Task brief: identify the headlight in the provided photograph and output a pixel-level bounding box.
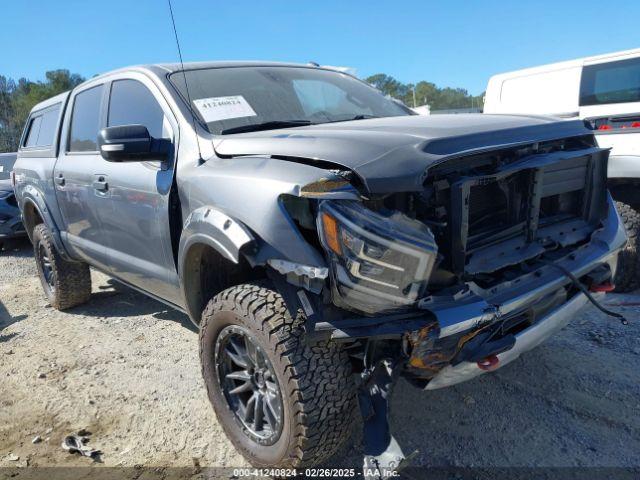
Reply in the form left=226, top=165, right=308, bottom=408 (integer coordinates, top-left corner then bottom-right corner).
left=317, top=200, right=438, bottom=315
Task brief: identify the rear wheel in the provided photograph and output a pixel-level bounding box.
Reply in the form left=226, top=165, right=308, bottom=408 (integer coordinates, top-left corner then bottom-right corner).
left=33, top=224, right=92, bottom=310
left=614, top=201, right=640, bottom=292
left=199, top=282, right=356, bottom=468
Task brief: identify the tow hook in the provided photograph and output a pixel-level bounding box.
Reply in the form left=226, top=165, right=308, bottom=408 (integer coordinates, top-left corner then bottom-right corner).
left=477, top=354, right=500, bottom=371
left=589, top=282, right=615, bottom=293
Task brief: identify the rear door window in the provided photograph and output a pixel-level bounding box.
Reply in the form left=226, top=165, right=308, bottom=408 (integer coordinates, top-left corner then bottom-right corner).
left=68, top=85, right=104, bottom=152
left=580, top=57, right=640, bottom=106
left=107, top=79, right=166, bottom=138
left=22, top=104, right=61, bottom=148
left=38, top=107, right=61, bottom=146
left=24, top=115, right=43, bottom=148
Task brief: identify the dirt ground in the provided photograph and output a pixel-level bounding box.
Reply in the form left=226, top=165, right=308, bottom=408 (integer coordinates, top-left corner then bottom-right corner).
left=1, top=238, right=639, bottom=474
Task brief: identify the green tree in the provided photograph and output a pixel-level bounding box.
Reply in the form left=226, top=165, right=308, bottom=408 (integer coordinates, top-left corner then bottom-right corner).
left=365, top=73, right=484, bottom=111
left=0, top=69, right=85, bottom=152
left=365, top=73, right=411, bottom=101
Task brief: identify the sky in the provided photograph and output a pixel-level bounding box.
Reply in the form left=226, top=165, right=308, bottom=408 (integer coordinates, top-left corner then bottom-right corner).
left=1, top=0, right=638, bottom=95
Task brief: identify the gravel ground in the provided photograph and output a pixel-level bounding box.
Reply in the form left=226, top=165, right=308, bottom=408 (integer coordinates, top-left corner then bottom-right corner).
left=1, top=239, right=639, bottom=473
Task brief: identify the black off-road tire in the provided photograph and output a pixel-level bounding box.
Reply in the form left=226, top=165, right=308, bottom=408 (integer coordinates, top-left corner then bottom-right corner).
left=32, top=224, right=92, bottom=310
left=613, top=201, right=640, bottom=292
left=199, top=282, right=356, bottom=468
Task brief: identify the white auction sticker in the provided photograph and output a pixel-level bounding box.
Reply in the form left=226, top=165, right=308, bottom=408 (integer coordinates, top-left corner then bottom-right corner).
left=0, top=166, right=4, bottom=173
left=193, top=95, right=257, bottom=123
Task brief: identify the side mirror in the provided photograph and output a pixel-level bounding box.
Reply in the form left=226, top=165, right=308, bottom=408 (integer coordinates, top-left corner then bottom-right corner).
left=98, top=124, right=157, bottom=162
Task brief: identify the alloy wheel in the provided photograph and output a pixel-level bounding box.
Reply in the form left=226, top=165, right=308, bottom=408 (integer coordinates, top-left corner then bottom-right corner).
left=215, top=325, right=284, bottom=445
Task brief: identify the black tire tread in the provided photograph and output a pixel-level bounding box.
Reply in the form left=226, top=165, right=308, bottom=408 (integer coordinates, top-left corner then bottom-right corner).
left=33, top=224, right=91, bottom=310
left=199, top=282, right=356, bottom=468
left=614, top=201, right=640, bottom=292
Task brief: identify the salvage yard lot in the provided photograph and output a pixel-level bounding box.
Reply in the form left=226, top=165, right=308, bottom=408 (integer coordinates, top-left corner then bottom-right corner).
left=1, top=239, right=639, bottom=470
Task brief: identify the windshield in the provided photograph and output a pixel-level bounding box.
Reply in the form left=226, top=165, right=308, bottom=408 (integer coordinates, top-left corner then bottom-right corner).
left=169, top=66, right=411, bottom=135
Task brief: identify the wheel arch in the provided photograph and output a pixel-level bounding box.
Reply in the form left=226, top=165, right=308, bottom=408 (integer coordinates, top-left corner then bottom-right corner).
left=21, top=198, right=44, bottom=242
left=178, top=206, right=264, bottom=323
left=19, top=188, right=72, bottom=260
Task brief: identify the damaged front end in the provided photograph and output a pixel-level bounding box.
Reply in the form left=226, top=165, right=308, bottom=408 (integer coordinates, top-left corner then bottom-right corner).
left=281, top=134, right=626, bottom=389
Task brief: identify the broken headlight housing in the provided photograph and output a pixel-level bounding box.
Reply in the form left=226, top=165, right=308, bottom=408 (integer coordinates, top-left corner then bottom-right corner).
left=317, top=200, right=437, bottom=315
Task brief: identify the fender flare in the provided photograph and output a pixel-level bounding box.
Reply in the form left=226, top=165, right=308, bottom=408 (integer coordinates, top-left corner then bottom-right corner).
left=20, top=185, right=73, bottom=260
left=177, top=206, right=255, bottom=322
left=178, top=206, right=254, bottom=268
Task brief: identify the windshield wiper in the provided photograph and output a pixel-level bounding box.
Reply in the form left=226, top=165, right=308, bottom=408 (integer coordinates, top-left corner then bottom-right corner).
left=220, top=120, right=313, bottom=135
left=321, top=114, right=380, bottom=124
left=350, top=114, right=379, bottom=120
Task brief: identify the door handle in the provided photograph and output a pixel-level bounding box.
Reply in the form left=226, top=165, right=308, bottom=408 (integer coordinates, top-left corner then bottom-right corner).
left=93, top=176, right=108, bottom=192
left=54, top=174, right=65, bottom=186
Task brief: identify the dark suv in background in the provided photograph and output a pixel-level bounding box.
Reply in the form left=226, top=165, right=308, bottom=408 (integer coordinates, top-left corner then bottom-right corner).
left=0, top=152, right=25, bottom=251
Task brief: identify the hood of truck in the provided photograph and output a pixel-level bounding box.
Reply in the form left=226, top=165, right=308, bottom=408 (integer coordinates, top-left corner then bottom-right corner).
left=213, top=114, right=592, bottom=193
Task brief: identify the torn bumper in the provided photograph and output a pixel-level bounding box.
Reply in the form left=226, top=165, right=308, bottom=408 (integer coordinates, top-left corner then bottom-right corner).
left=413, top=194, right=626, bottom=388
left=424, top=290, right=602, bottom=389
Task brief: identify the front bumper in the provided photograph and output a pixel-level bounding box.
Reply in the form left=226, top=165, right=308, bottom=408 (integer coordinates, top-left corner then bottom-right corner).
left=425, top=290, right=602, bottom=389
left=312, top=195, right=625, bottom=388
left=420, top=195, right=626, bottom=388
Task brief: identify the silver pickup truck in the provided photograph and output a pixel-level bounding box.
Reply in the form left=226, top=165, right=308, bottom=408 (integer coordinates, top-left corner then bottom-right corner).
left=13, top=62, right=626, bottom=471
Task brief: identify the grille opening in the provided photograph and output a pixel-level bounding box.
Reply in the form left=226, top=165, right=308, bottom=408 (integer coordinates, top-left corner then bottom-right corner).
left=467, top=170, right=530, bottom=248
left=468, top=181, right=509, bottom=235
left=539, top=191, right=583, bottom=226
left=380, top=139, right=607, bottom=288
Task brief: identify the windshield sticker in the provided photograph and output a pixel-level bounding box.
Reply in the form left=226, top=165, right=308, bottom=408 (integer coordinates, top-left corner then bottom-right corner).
left=193, top=96, right=257, bottom=123
left=0, top=166, right=3, bottom=173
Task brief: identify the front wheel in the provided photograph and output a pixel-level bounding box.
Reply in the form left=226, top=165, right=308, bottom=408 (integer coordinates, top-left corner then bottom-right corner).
left=33, top=224, right=92, bottom=310
left=199, top=282, right=356, bottom=468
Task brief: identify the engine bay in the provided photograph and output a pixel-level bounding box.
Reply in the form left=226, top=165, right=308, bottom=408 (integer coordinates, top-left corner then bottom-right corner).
left=371, top=135, right=609, bottom=293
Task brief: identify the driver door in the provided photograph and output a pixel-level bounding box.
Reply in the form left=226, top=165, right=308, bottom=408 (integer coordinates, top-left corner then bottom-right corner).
left=97, top=75, right=181, bottom=304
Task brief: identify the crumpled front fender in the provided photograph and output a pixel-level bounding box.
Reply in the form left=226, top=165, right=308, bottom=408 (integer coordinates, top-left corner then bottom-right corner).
left=178, top=206, right=253, bottom=266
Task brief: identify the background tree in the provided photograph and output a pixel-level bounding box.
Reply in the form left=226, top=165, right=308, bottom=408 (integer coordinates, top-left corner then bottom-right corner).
left=0, top=70, right=84, bottom=152
left=365, top=73, right=484, bottom=110
left=366, top=73, right=411, bottom=101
